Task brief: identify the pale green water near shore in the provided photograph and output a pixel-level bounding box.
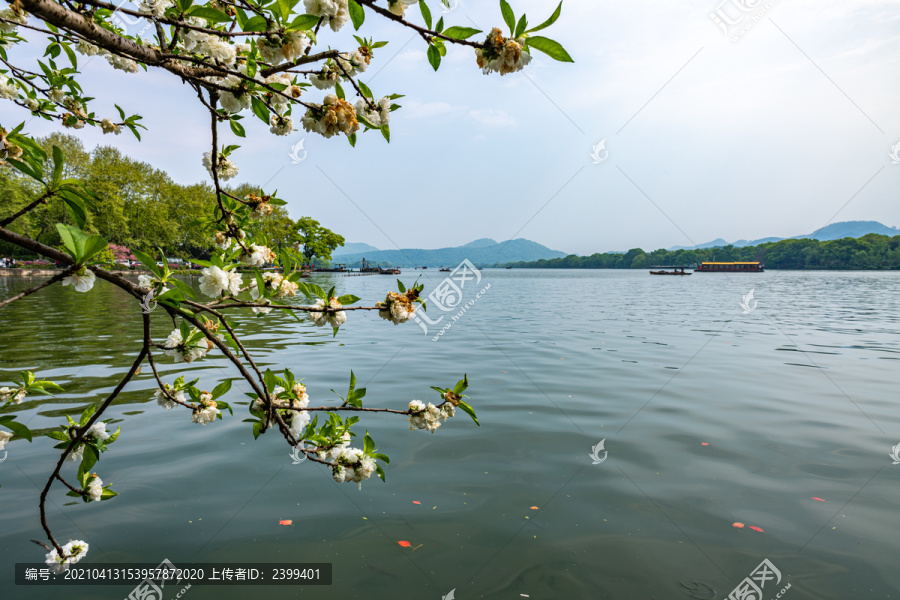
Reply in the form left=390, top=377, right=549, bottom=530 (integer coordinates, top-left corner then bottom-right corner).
left=1, top=269, right=899, bottom=599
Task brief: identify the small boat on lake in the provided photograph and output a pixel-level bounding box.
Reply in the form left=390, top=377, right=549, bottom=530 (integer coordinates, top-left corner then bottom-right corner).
left=649, top=266, right=691, bottom=275
left=439, top=268, right=451, bottom=272
left=694, top=261, right=764, bottom=273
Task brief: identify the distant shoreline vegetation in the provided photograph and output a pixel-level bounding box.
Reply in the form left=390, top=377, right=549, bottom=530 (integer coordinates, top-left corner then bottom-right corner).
left=507, top=234, right=900, bottom=270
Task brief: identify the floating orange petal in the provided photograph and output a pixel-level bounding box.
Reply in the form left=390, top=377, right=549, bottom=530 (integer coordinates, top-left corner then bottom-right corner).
left=530, top=506, right=539, bottom=510
left=412, top=501, right=421, bottom=504
left=749, top=526, right=764, bottom=533
left=733, top=522, right=745, bottom=528
left=701, top=443, right=709, bottom=446
left=397, top=541, right=411, bottom=548
left=278, top=520, right=292, bottom=526
left=812, top=497, right=825, bottom=502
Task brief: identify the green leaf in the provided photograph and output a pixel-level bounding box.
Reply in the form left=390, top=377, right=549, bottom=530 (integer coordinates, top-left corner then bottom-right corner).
left=6, top=157, right=44, bottom=182
left=453, top=374, right=468, bottom=395
left=514, top=13, right=528, bottom=39
left=229, top=119, right=246, bottom=137
left=58, top=190, right=88, bottom=229
left=364, top=431, right=374, bottom=454
left=419, top=0, right=432, bottom=30
left=371, top=452, right=389, bottom=463
left=289, top=14, right=321, bottom=30
left=169, top=278, right=198, bottom=300
left=337, top=294, right=360, bottom=305
left=458, top=400, right=479, bottom=426
left=251, top=96, right=270, bottom=124
left=243, top=15, right=269, bottom=31
left=499, top=0, right=516, bottom=35
left=100, top=488, right=118, bottom=500
left=381, top=124, right=390, bottom=143
left=335, top=81, right=345, bottom=100
left=2, top=420, right=32, bottom=442
left=396, top=279, right=406, bottom=293
left=45, top=430, right=69, bottom=442
left=51, top=145, right=64, bottom=187
left=442, top=26, right=481, bottom=40
left=79, top=444, right=99, bottom=474
left=427, top=44, right=441, bottom=71
left=55, top=224, right=108, bottom=265
left=211, top=379, right=233, bottom=399
left=252, top=420, right=263, bottom=439
left=525, top=36, right=573, bottom=62
left=348, top=0, right=365, bottom=30
left=375, top=463, right=386, bottom=482
left=525, top=1, right=562, bottom=34
left=186, top=6, right=232, bottom=22
left=358, top=80, right=373, bottom=99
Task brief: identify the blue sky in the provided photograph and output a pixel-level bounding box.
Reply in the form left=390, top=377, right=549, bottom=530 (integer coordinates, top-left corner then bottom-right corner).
left=4, top=0, right=900, bottom=254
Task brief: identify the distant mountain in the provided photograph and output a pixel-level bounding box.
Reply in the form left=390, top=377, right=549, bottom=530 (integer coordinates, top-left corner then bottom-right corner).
left=332, top=242, right=380, bottom=256
left=668, top=220, right=898, bottom=250
left=333, top=239, right=566, bottom=268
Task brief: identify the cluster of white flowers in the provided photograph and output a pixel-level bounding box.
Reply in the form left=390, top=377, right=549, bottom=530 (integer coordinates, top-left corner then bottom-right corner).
left=192, top=392, right=221, bottom=425
left=66, top=443, right=84, bottom=463
left=62, top=267, right=96, bottom=293
left=303, top=0, right=350, bottom=32
left=348, top=48, right=372, bottom=74
left=202, top=151, right=239, bottom=181
left=0, top=386, right=25, bottom=404
left=87, top=474, right=104, bottom=502
left=198, top=265, right=243, bottom=298
left=153, top=384, right=186, bottom=410
left=137, top=0, right=174, bottom=17
left=163, top=329, right=212, bottom=363
left=106, top=53, right=140, bottom=74
left=76, top=40, right=99, bottom=56
left=270, top=113, right=293, bottom=136
left=100, top=118, right=121, bottom=135
left=387, top=0, right=418, bottom=17
left=252, top=384, right=310, bottom=436
left=475, top=29, right=532, bottom=76
left=137, top=273, right=169, bottom=293
left=265, top=72, right=301, bottom=111
left=0, top=430, right=13, bottom=450
left=0, top=75, right=18, bottom=101
left=355, top=97, right=391, bottom=128
left=251, top=272, right=298, bottom=302
left=376, top=291, right=416, bottom=325
left=45, top=540, right=89, bottom=573
left=87, top=421, right=111, bottom=442
left=301, top=95, right=359, bottom=139
left=241, top=244, right=276, bottom=268
left=309, top=63, right=341, bottom=90
left=309, top=297, right=346, bottom=328
left=408, top=399, right=455, bottom=433
left=330, top=445, right=377, bottom=488
left=0, top=8, right=26, bottom=33
left=259, top=32, right=310, bottom=65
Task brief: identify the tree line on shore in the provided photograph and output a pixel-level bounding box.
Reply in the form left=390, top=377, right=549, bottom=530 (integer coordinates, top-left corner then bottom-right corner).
left=0, top=133, right=343, bottom=264
left=511, top=235, right=900, bottom=270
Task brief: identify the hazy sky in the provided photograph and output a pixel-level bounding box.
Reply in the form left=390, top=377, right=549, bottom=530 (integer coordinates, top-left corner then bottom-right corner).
left=4, top=0, right=900, bottom=254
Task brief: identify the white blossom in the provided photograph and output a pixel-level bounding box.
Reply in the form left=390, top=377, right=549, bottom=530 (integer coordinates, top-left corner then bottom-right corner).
left=48, top=88, right=64, bottom=103
left=87, top=422, right=110, bottom=441
left=45, top=540, right=89, bottom=573
left=0, top=8, right=26, bottom=33
left=100, top=118, right=121, bottom=135
left=199, top=265, right=242, bottom=297
left=154, top=386, right=185, bottom=410
left=201, top=36, right=236, bottom=66
left=202, top=151, right=239, bottom=180
left=269, top=114, right=293, bottom=136
left=0, top=386, right=25, bottom=404
left=0, top=430, right=12, bottom=450
left=191, top=400, right=220, bottom=425
left=106, top=53, right=139, bottom=73
left=87, top=475, right=104, bottom=501
left=355, top=97, right=391, bottom=127
left=137, top=0, right=173, bottom=17
left=66, top=444, right=84, bottom=463
left=0, top=75, right=18, bottom=100
left=75, top=40, right=100, bottom=56
left=303, top=0, right=349, bottom=32
left=387, top=0, right=417, bottom=17
left=62, top=267, right=96, bottom=293
left=241, top=244, right=274, bottom=267
left=475, top=29, right=532, bottom=76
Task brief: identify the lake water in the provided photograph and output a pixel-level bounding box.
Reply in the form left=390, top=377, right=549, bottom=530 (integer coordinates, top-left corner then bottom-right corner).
left=1, top=269, right=899, bottom=599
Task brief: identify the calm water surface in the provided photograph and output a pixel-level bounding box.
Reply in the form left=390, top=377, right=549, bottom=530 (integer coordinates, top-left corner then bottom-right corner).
left=1, top=269, right=899, bottom=599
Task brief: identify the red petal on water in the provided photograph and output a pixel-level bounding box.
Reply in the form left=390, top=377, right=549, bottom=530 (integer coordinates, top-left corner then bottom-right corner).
left=749, top=526, right=764, bottom=533
left=733, top=522, right=745, bottom=528
left=412, top=501, right=421, bottom=504
left=278, top=520, right=292, bottom=526
left=530, top=506, right=539, bottom=510
left=812, top=497, right=825, bottom=502
left=397, top=541, right=411, bottom=548
left=701, top=443, right=709, bottom=446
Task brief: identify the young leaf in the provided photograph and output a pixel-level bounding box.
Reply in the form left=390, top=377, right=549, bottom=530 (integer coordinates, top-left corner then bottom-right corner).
left=525, top=36, right=573, bottom=62
left=457, top=400, right=479, bottom=426
left=229, top=119, right=246, bottom=137
left=419, top=0, right=432, bottom=30
left=427, top=44, right=441, bottom=71
left=2, top=420, right=32, bottom=442
left=525, top=1, right=562, bottom=34
left=441, top=26, right=481, bottom=40
left=499, top=0, right=516, bottom=35
left=348, top=0, right=365, bottom=29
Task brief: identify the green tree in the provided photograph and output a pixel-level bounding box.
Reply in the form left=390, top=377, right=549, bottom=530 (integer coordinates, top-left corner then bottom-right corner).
left=294, top=217, right=345, bottom=265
